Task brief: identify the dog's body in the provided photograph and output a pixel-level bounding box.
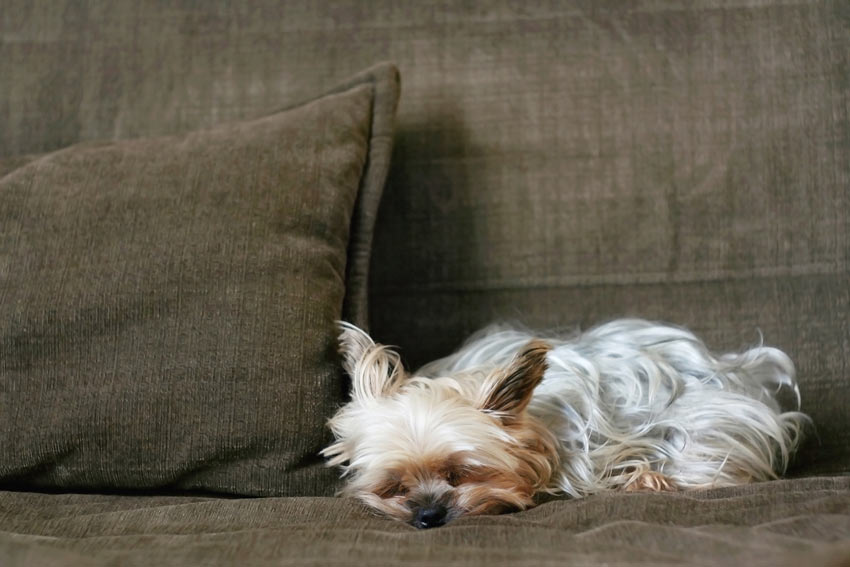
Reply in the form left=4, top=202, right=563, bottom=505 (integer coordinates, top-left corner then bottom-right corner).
left=323, top=319, right=809, bottom=528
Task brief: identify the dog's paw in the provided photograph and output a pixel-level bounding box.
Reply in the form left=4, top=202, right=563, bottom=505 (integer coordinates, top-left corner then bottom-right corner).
left=623, top=471, right=677, bottom=493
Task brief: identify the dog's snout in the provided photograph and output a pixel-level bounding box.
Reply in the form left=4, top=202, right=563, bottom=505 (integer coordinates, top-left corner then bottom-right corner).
left=412, top=505, right=448, bottom=529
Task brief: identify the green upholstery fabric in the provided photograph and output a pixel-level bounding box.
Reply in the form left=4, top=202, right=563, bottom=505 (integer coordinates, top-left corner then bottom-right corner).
left=1, top=0, right=844, bottom=475
left=0, top=1, right=847, bottom=565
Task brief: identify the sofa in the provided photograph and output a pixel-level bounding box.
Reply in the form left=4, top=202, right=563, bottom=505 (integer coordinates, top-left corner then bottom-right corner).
left=1, top=2, right=848, bottom=565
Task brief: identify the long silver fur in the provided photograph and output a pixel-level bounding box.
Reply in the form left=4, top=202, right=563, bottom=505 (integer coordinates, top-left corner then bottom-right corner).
left=418, top=319, right=809, bottom=497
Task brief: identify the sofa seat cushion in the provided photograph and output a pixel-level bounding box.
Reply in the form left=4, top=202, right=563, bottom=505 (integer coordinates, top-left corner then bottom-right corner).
left=0, top=476, right=848, bottom=566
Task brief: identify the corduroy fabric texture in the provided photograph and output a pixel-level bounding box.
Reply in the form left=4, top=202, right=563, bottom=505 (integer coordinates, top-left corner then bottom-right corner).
left=1, top=1, right=845, bottom=476
left=0, top=62, right=400, bottom=496
left=363, top=2, right=850, bottom=476
left=0, top=478, right=849, bottom=566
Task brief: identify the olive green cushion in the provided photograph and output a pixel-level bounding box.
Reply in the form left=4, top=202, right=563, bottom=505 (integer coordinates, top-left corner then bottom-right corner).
left=0, top=63, right=399, bottom=496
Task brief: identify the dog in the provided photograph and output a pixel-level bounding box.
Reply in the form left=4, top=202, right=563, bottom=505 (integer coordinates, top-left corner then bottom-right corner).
left=322, top=319, right=809, bottom=529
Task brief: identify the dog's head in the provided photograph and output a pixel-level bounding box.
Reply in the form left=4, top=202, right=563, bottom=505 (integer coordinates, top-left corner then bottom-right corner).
left=321, top=323, right=558, bottom=528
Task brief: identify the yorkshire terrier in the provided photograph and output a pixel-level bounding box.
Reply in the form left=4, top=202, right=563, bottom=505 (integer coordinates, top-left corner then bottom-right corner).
left=322, top=319, right=809, bottom=529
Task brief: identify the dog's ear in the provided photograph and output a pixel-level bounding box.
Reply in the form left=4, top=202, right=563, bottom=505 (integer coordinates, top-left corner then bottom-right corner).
left=338, top=322, right=405, bottom=401
left=477, top=340, right=550, bottom=419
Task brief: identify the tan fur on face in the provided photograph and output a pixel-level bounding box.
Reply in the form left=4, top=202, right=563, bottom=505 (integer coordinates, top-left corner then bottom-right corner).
left=454, top=419, right=560, bottom=516
left=344, top=424, right=559, bottom=523
left=322, top=325, right=560, bottom=525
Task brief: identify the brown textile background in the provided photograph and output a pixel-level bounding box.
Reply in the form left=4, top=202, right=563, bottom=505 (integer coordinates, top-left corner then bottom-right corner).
left=0, top=477, right=848, bottom=566
left=0, top=2, right=846, bottom=475
left=366, top=2, right=849, bottom=476
left=0, top=63, right=399, bottom=496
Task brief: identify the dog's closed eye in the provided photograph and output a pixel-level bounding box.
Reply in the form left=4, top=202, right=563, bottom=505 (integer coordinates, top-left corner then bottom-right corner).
left=375, top=477, right=408, bottom=498
left=446, top=467, right=465, bottom=487
left=445, top=464, right=496, bottom=487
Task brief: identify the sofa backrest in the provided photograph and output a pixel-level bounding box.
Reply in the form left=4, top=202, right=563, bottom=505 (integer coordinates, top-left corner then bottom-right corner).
left=1, top=1, right=846, bottom=474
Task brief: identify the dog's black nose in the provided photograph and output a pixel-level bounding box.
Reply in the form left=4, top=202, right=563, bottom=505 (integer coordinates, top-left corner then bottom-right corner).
left=413, top=505, right=448, bottom=529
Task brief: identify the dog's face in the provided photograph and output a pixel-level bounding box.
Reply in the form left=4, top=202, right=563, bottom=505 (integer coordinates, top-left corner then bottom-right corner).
left=322, top=324, right=559, bottom=529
